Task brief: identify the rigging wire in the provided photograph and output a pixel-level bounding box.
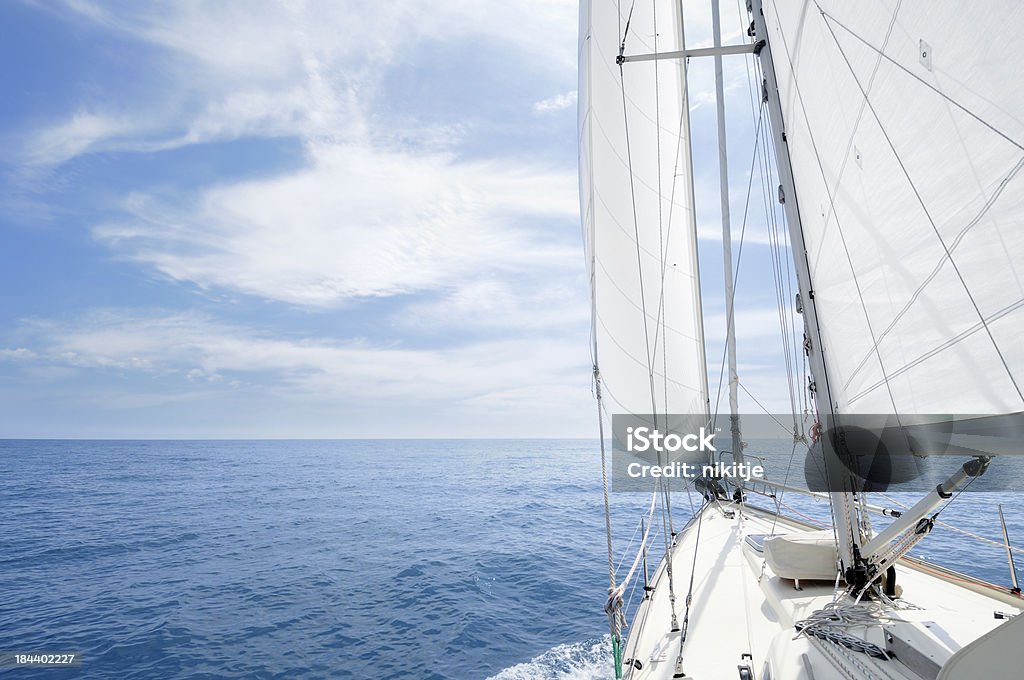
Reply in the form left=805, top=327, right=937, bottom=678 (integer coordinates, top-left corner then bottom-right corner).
left=752, top=80, right=804, bottom=438
left=730, top=2, right=812, bottom=529
left=878, top=492, right=1024, bottom=556
left=709, top=111, right=764, bottom=429
left=650, top=0, right=683, bottom=636
left=677, top=498, right=707, bottom=645
left=817, top=6, right=1024, bottom=155
left=759, top=0, right=885, bottom=560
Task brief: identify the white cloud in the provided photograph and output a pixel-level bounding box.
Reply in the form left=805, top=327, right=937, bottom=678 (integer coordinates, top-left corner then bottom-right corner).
left=17, top=1, right=585, bottom=310
left=3, top=310, right=593, bottom=432
left=23, top=0, right=579, bottom=165
left=0, top=348, right=37, bottom=362
left=397, top=277, right=589, bottom=333
left=23, top=112, right=138, bottom=167
left=533, top=91, right=577, bottom=114
left=0, top=0, right=817, bottom=437
left=93, top=143, right=578, bottom=306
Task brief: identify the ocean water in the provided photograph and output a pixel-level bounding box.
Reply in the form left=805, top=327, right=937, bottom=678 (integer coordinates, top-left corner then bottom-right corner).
left=1, top=440, right=1021, bottom=679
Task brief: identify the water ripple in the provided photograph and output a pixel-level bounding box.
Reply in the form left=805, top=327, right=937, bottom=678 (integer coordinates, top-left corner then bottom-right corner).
left=0, top=439, right=1015, bottom=679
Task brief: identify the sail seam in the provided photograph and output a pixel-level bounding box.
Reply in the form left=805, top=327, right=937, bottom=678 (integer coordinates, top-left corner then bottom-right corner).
left=819, top=8, right=1024, bottom=155
left=594, top=312, right=703, bottom=393
left=616, top=50, right=662, bottom=421
left=592, top=189, right=692, bottom=268
left=766, top=0, right=905, bottom=419
left=839, top=154, right=1024, bottom=394
left=595, top=260, right=699, bottom=339
left=806, top=0, right=902, bottom=283
left=818, top=9, right=1024, bottom=405
left=590, top=111, right=690, bottom=208
left=846, top=296, right=1024, bottom=406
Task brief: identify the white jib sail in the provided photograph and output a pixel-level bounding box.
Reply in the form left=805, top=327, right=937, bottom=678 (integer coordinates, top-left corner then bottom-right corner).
left=762, top=0, right=1024, bottom=417
left=579, top=0, right=709, bottom=426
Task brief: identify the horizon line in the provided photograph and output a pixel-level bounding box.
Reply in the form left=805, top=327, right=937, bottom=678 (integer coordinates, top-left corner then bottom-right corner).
left=0, top=436, right=603, bottom=441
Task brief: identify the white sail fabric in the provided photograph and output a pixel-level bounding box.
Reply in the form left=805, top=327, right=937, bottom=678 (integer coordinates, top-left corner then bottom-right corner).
left=762, top=0, right=1024, bottom=416
left=579, top=0, right=709, bottom=422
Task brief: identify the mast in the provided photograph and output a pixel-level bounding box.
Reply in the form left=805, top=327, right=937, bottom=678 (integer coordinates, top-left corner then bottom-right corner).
left=675, top=1, right=712, bottom=429
left=747, top=0, right=861, bottom=573
left=711, top=0, right=744, bottom=470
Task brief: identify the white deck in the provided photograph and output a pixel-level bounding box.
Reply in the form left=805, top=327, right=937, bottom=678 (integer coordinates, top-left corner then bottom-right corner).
left=621, top=502, right=1023, bottom=679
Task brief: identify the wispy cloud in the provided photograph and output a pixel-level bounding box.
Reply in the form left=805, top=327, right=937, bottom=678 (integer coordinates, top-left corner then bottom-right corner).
left=19, top=1, right=583, bottom=310
left=23, top=0, right=578, bottom=166
left=533, top=91, right=577, bottom=114
left=1, top=310, right=593, bottom=434
left=2, top=0, right=800, bottom=436
left=93, top=144, right=578, bottom=306
left=0, top=348, right=37, bottom=362
left=396, top=277, right=590, bottom=334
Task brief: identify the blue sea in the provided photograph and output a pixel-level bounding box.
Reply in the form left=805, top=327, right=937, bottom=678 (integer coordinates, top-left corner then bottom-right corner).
left=1, top=440, right=1020, bottom=679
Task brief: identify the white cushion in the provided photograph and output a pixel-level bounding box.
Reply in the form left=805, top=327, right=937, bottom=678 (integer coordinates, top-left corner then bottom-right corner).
left=763, top=530, right=839, bottom=581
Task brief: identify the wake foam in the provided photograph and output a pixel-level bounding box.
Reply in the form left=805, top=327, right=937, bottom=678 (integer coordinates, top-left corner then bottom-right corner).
left=486, top=637, right=614, bottom=680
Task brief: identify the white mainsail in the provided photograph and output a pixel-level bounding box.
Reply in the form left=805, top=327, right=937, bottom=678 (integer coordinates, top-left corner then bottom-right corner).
left=579, top=0, right=709, bottom=423
left=762, top=0, right=1024, bottom=416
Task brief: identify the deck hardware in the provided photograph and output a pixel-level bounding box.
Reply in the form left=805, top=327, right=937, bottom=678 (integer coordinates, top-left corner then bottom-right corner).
left=737, top=653, right=755, bottom=679
left=998, top=505, right=1021, bottom=594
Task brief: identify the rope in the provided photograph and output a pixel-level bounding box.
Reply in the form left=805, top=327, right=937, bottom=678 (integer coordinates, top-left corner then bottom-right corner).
left=854, top=518, right=933, bottom=602
left=594, top=370, right=617, bottom=594
left=648, top=4, right=683, bottom=636
left=796, top=601, right=906, bottom=680
left=766, top=437, right=808, bottom=538
left=618, top=0, right=637, bottom=57
left=593, top=368, right=622, bottom=679
left=623, top=519, right=660, bottom=617
left=737, top=381, right=793, bottom=435
left=760, top=93, right=802, bottom=428
left=607, top=491, right=659, bottom=606
left=614, top=513, right=647, bottom=576
left=617, top=65, right=660, bottom=425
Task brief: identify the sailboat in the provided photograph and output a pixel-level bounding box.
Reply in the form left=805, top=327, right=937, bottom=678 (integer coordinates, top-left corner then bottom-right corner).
left=579, top=0, right=1024, bottom=678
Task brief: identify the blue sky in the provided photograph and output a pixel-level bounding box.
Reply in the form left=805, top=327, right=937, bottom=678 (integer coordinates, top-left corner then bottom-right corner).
left=0, top=1, right=796, bottom=438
